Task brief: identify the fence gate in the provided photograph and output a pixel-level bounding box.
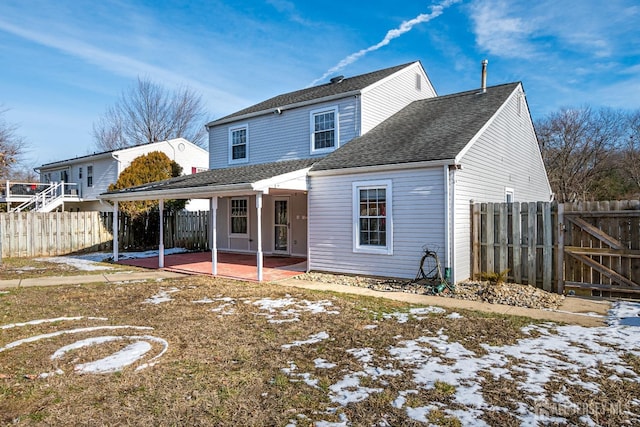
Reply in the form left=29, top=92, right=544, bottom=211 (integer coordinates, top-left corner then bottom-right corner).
left=559, top=201, right=640, bottom=296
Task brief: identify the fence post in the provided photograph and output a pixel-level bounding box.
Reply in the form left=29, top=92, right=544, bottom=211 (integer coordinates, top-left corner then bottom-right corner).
left=527, top=202, right=537, bottom=286
left=485, top=203, right=494, bottom=274
left=512, top=202, right=522, bottom=283
left=556, top=203, right=565, bottom=294
left=498, top=202, right=508, bottom=273
left=542, top=202, right=553, bottom=292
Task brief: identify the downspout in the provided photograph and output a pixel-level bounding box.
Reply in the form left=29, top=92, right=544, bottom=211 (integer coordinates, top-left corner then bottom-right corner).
left=450, top=166, right=457, bottom=284
left=443, top=165, right=451, bottom=280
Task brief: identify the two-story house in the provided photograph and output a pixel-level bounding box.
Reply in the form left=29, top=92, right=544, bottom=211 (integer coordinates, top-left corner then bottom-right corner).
left=24, top=138, right=208, bottom=212
left=102, top=61, right=551, bottom=283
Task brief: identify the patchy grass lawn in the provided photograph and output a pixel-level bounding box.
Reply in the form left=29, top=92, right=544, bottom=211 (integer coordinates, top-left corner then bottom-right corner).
left=1, top=276, right=639, bottom=426
left=0, top=256, right=146, bottom=280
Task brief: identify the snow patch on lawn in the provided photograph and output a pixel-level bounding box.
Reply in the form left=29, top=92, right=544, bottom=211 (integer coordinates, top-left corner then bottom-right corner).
left=282, top=300, right=640, bottom=426
left=143, top=287, right=179, bottom=304
left=0, top=318, right=168, bottom=375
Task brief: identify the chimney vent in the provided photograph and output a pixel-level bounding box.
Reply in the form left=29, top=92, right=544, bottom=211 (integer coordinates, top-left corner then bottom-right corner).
left=481, top=59, right=488, bottom=93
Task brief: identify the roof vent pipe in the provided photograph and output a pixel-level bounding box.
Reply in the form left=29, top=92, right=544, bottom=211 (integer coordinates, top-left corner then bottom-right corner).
left=481, top=59, right=488, bottom=93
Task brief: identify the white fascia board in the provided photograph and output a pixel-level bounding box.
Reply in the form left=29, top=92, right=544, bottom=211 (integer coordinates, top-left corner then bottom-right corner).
left=454, top=84, right=522, bottom=163
left=252, top=167, right=312, bottom=192
left=39, top=152, right=112, bottom=169
left=98, top=183, right=255, bottom=202
left=308, top=159, right=455, bottom=177
left=206, top=91, right=361, bottom=128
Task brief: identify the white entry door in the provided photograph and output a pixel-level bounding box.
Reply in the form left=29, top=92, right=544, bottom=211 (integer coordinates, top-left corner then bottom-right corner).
left=274, top=198, right=289, bottom=254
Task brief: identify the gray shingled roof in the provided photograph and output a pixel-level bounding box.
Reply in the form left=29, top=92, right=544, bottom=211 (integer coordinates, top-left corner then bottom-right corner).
left=102, top=158, right=316, bottom=196
left=208, top=62, right=418, bottom=125
left=311, top=82, right=520, bottom=171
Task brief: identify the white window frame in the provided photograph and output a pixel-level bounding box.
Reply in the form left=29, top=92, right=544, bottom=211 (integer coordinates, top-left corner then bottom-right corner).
left=505, top=187, right=514, bottom=203
left=228, top=124, right=249, bottom=164
left=87, top=165, right=94, bottom=188
left=310, top=106, right=339, bottom=154
left=229, top=197, right=249, bottom=236
left=352, top=179, right=393, bottom=255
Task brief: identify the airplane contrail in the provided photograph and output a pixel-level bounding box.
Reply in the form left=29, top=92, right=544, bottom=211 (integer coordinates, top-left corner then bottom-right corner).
left=309, top=0, right=461, bottom=86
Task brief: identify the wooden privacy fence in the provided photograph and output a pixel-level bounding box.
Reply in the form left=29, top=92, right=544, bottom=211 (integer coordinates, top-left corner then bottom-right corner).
left=472, top=200, right=640, bottom=295
left=0, top=211, right=210, bottom=258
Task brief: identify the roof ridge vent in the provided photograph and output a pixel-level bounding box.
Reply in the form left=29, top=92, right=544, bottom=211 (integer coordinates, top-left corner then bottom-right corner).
left=330, top=75, right=345, bottom=84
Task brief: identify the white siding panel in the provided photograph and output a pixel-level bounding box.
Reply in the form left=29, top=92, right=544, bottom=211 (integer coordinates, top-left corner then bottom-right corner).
left=309, top=168, right=445, bottom=279
left=209, top=98, right=358, bottom=169
left=361, top=62, right=436, bottom=134
left=453, top=86, right=552, bottom=281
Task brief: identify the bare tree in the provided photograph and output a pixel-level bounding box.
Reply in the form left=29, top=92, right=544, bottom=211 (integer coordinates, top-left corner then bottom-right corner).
left=536, top=107, right=627, bottom=202
left=0, top=107, right=26, bottom=180
left=93, top=78, right=209, bottom=151
left=622, top=110, right=640, bottom=194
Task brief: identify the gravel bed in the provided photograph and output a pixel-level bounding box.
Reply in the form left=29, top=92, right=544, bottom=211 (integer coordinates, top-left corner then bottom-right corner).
left=298, top=272, right=565, bottom=310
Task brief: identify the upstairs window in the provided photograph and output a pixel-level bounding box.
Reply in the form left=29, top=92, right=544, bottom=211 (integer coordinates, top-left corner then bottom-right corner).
left=87, top=165, right=93, bottom=188
left=79, top=167, right=83, bottom=179
left=353, top=180, right=393, bottom=255
left=229, top=124, right=248, bottom=164
left=230, top=198, right=248, bottom=235
left=311, top=107, right=338, bottom=153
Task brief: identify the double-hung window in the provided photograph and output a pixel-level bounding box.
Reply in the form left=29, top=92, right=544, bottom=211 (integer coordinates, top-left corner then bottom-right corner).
left=229, top=124, right=248, bottom=164
left=87, top=165, right=93, bottom=188
left=230, top=198, right=248, bottom=235
left=310, top=107, right=338, bottom=153
left=353, top=180, right=393, bottom=254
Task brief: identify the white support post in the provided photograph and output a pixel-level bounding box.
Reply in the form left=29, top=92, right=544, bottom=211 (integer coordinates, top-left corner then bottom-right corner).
left=113, top=201, right=119, bottom=262
left=256, top=192, right=263, bottom=282
left=159, top=199, right=164, bottom=268
left=210, top=196, right=218, bottom=275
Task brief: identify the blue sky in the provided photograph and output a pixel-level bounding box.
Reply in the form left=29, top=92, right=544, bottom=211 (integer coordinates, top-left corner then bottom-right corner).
left=1, top=0, right=639, bottom=168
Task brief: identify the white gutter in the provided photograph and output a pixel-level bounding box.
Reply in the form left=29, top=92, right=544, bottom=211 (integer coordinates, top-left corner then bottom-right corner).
left=99, top=182, right=255, bottom=202
left=206, top=90, right=362, bottom=128
left=308, top=158, right=456, bottom=177
left=39, top=151, right=113, bottom=169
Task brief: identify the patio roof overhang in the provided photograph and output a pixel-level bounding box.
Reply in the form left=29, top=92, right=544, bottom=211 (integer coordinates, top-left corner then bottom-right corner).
left=99, top=159, right=315, bottom=282
left=98, top=160, right=314, bottom=202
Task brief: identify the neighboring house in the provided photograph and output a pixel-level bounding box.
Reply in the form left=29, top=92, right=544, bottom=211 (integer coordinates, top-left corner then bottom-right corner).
left=101, top=61, right=551, bottom=283
left=26, top=138, right=208, bottom=212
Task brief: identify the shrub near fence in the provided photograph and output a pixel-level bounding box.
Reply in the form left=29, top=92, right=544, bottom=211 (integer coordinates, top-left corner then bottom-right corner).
left=0, top=211, right=210, bottom=258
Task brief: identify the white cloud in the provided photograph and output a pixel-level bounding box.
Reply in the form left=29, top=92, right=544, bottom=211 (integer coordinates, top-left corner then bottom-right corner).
left=469, top=0, right=537, bottom=59
left=309, top=0, right=461, bottom=86
left=0, top=18, right=247, bottom=110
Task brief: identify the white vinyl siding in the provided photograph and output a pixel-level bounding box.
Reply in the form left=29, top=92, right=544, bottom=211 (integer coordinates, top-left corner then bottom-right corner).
left=452, top=85, right=552, bottom=282
left=209, top=98, right=358, bottom=169
left=229, top=124, right=249, bottom=164
left=360, top=62, right=436, bottom=135
left=309, top=168, right=445, bottom=279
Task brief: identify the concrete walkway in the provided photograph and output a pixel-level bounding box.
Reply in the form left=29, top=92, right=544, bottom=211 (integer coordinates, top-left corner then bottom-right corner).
left=0, top=271, right=186, bottom=289
left=0, top=272, right=611, bottom=327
